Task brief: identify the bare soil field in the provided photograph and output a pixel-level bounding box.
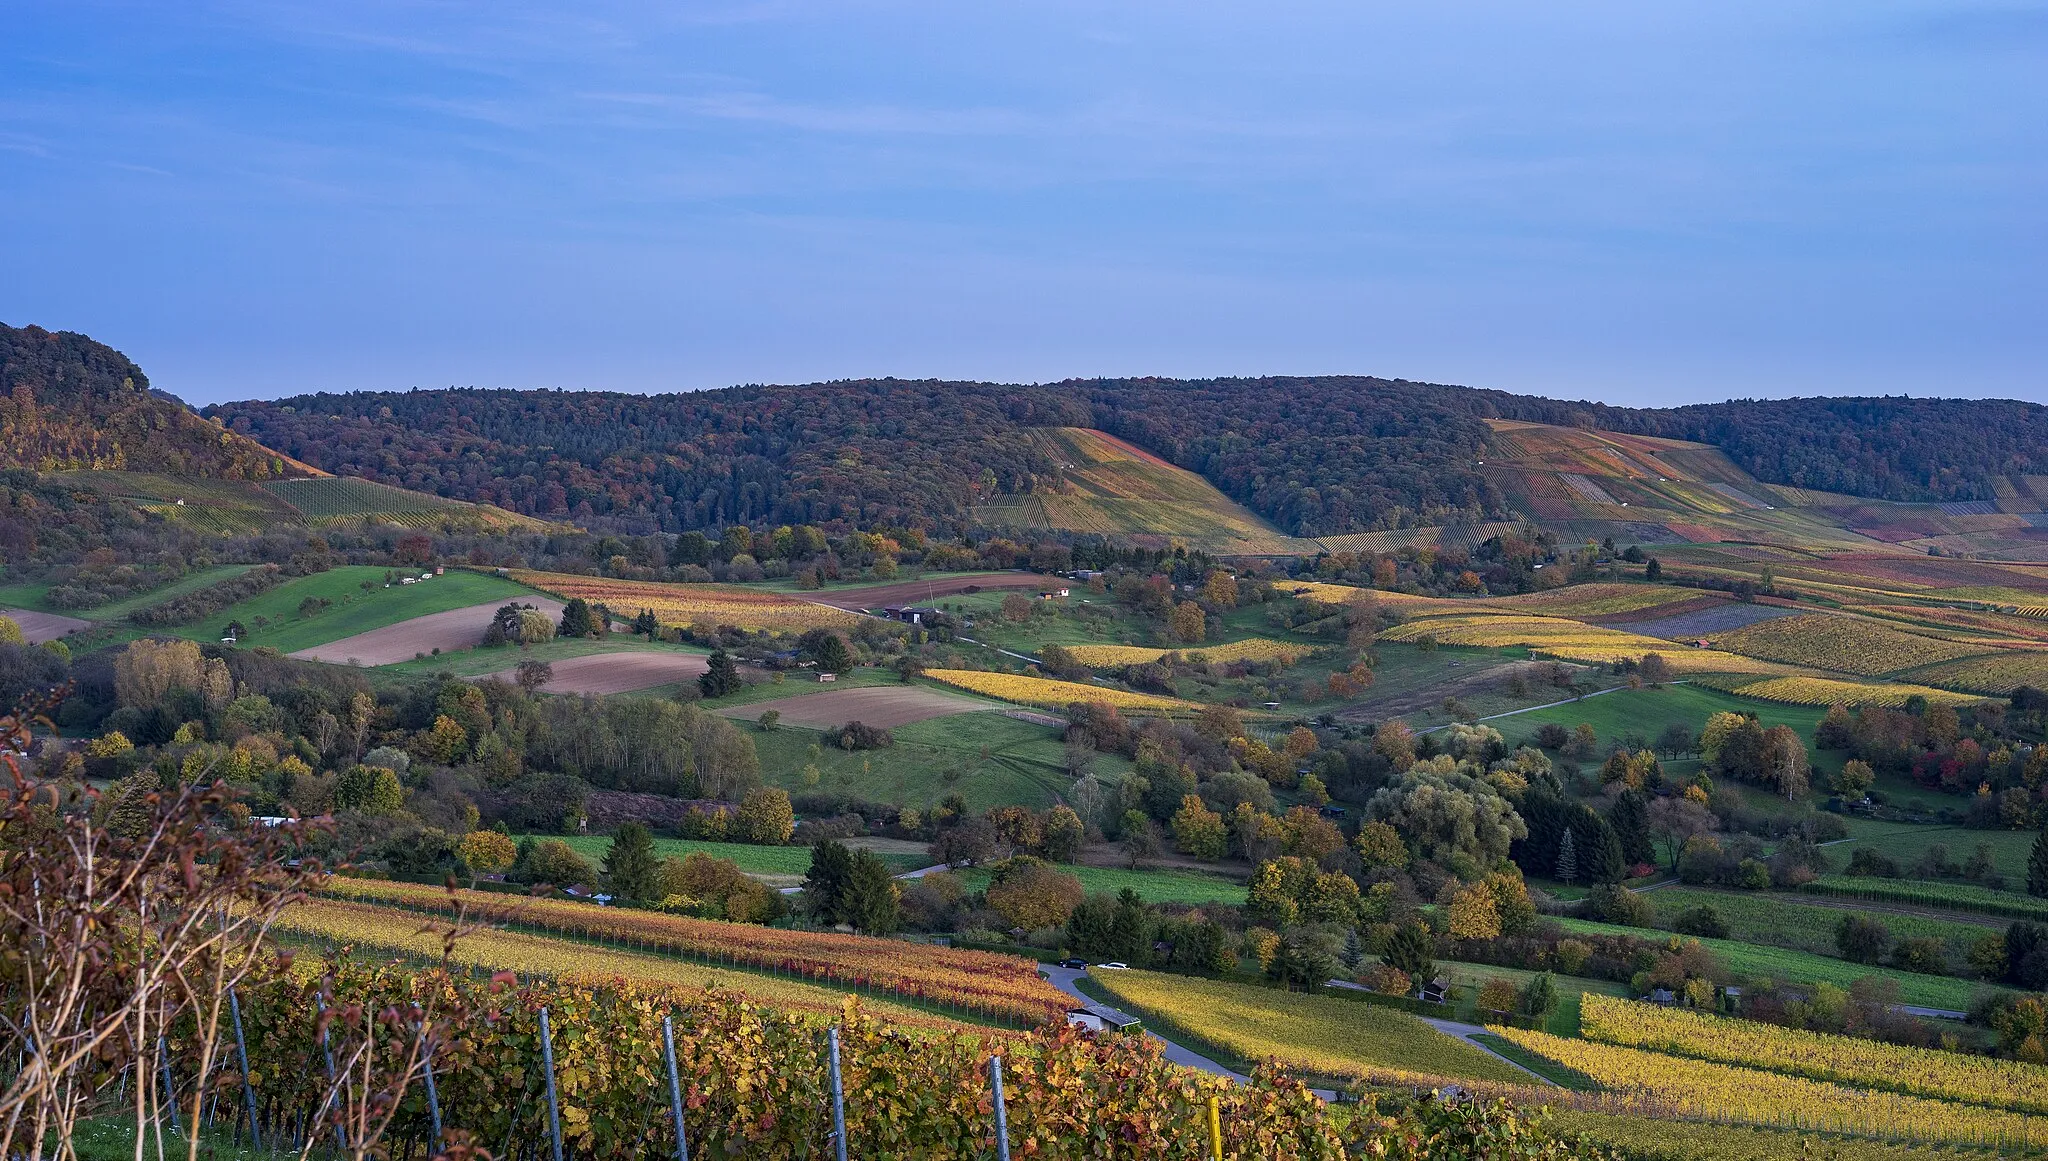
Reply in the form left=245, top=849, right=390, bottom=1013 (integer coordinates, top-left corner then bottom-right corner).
left=1, top=609, right=93, bottom=644
left=474, top=650, right=707, bottom=695
left=803, top=572, right=1065, bottom=611
left=290, top=599, right=563, bottom=665
left=713, top=685, right=994, bottom=729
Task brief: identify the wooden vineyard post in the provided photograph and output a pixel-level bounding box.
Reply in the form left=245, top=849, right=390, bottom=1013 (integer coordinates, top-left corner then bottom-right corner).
left=1208, top=1095, right=1223, bottom=1161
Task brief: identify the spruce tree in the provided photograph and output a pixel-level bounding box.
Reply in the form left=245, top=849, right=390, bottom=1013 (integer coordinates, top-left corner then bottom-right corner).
left=602, top=822, right=658, bottom=901
left=2028, top=827, right=2048, bottom=899
left=1555, top=827, right=1578, bottom=884
left=841, top=851, right=901, bottom=934
left=1608, top=790, right=1657, bottom=868
left=698, top=649, right=742, bottom=698
left=803, top=839, right=856, bottom=923
left=558, top=597, right=596, bottom=639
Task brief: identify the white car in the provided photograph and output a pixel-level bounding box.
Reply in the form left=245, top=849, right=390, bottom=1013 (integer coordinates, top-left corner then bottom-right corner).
left=1094, top=962, right=1130, bottom=971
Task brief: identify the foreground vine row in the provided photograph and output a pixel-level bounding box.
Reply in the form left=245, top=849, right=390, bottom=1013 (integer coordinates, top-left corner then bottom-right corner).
left=322, top=877, right=1072, bottom=1025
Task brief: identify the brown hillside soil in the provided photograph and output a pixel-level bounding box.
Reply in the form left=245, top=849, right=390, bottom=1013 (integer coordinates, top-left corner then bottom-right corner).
left=1, top=608, right=92, bottom=644
left=474, top=650, right=707, bottom=695
left=289, top=599, right=564, bottom=665
left=711, top=685, right=992, bottom=729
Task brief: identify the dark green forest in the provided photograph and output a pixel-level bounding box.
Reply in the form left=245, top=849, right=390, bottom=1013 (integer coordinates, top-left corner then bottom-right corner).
left=12, top=321, right=2048, bottom=539
left=0, top=323, right=302, bottom=480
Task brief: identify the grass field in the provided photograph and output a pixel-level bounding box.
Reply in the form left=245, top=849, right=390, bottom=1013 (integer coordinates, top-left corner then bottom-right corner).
left=517, top=834, right=930, bottom=875
left=955, top=862, right=1247, bottom=906
left=0, top=563, right=259, bottom=619
left=1825, top=824, right=2039, bottom=883
left=748, top=713, right=1107, bottom=812
left=162, top=566, right=534, bottom=653
left=1088, top=969, right=1531, bottom=1085
left=1644, top=885, right=1999, bottom=962
left=1486, top=682, right=1832, bottom=760
left=1552, top=917, right=2000, bottom=1010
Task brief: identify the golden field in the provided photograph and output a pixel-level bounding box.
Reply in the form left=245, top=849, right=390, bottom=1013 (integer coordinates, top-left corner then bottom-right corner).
left=921, top=669, right=1206, bottom=714
left=507, top=569, right=859, bottom=632
left=1061, top=638, right=1315, bottom=668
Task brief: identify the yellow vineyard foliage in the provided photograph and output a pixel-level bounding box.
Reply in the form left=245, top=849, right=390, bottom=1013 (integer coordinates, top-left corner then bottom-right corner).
left=508, top=569, right=858, bottom=632
left=1489, top=1026, right=2047, bottom=1149
left=1061, top=638, right=1314, bottom=668
left=922, top=669, right=1206, bottom=714
left=1089, top=970, right=1529, bottom=1086
left=1578, top=994, right=2048, bottom=1115
left=1909, top=650, right=2048, bottom=695
left=1712, top=614, right=1986, bottom=676
left=1379, top=615, right=1786, bottom=675
left=1727, top=675, right=1986, bottom=709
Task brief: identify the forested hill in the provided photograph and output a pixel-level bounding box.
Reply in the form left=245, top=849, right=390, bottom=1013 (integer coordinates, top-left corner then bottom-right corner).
left=214, top=378, right=1508, bottom=536
left=0, top=323, right=305, bottom=480
left=214, top=376, right=2048, bottom=537
left=1479, top=394, right=2048, bottom=504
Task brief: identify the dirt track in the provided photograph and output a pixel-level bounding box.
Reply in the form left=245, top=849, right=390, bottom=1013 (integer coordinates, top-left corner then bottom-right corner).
left=1, top=609, right=93, bottom=644
left=473, top=651, right=708, bottom=695
left=803, top=573, right=1067, bottom=611
left=712, top=685, right=993, bottom=729
left=289, top=599, right=564, bottom=665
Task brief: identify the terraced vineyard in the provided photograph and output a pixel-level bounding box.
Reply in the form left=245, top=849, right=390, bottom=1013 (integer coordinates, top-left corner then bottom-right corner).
left=1713, top=614, right=1988, bottom=676
left=509, top=569, right=859, bottom=632
left=1577, top=994, right=2048, bottom=1114
left=1060, top=637, right=1313, bottom=667
left=1088, top=970, right=1531, bottom=1086
left=1378, top=614, right=1787, bottom=674
left=1907, top=649, right=2048, bottom=695
left=1489, top=1026, right=2047, bottom=1149
left=922, top=668, right=1207, bottom=714
left=1716, top=674, right=1988, bottom=709
left=322, top=878, right=1069, bottom=1024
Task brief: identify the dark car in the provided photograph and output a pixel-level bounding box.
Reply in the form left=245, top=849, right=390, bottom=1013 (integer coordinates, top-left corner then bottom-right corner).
left=1058, top=957, right=1088, bottom=969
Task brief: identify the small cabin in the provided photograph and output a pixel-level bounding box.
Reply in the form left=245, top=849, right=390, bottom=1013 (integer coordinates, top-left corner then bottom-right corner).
left=818, top=673, right=837, bottom=683
left=1418, top=977, right=1451, bottom=1005
left=1064, top=1006, right=1141, bottom=1036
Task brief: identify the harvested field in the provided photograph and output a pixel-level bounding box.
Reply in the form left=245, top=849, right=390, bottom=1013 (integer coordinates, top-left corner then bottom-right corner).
left=0, top=608, right=93, bottom=643
left=711, top=685, right=995, bottom=729
left=802, top=572, right=1064, bottom=611
left=1607, top=602, right=1806, bottom=641
left=289, top=599, right=563, bottom=665
left=474, top=650, right=707, bottom=694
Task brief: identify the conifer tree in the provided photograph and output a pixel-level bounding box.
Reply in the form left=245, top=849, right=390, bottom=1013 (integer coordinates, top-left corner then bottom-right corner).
left=602, top=822, right=657, bottom=901
left=2028, top=827, right=2048, bottom=899
left=1555, top=827, right=1578, bottom=884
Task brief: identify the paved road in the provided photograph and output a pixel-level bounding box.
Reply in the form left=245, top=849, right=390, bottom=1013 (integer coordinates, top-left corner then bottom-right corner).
left=1040, top=966, right=1256, bottom=1085
left=1415, top=1017, right=1557, bottom=1086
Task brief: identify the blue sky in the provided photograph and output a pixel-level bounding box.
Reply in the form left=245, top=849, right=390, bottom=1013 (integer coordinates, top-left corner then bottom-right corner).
left=2, top=2, right=2042, bottom=406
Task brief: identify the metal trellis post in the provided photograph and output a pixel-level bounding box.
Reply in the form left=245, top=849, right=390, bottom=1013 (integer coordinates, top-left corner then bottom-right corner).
left=539, top=1007, right=565, bottom=1161
left=662, top=1015, right=690, bottom=1161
